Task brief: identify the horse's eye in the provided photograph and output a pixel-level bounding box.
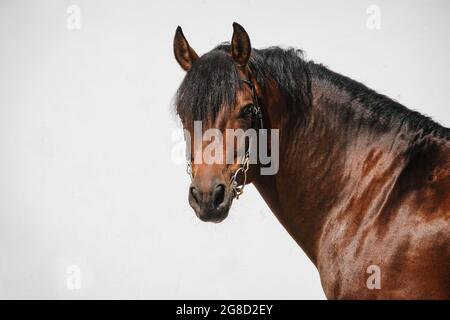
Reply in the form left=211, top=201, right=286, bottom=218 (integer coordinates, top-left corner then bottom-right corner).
left=239, top=104, right=254, bottom=118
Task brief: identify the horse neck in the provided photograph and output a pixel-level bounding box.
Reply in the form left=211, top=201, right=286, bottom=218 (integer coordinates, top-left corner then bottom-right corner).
left=252, top=75, right=412, bottom=264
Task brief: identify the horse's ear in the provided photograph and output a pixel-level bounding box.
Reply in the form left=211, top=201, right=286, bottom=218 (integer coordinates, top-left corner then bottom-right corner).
left=231, top=22, right=251, bottom=69
left=173, top=26, right=199, bottom=72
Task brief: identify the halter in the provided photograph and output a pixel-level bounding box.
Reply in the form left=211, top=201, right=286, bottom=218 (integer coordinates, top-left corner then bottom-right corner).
left=186, top=77, right=263, bottom=200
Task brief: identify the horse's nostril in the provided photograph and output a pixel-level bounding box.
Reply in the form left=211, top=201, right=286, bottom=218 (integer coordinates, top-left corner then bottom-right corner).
left=190, top=186, right=200, bottom=205
left=213, top=183, right=226, bottom=208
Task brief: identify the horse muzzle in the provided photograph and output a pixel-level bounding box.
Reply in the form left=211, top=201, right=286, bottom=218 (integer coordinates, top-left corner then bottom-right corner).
left=188, top=179, right=232, bottom=223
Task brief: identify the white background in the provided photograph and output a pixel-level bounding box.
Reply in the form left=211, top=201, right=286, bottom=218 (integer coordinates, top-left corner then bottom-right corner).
left=0, top=0, right=449, bottom=299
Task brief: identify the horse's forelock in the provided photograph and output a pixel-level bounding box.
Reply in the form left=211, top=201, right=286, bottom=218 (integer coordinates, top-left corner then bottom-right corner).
left=175, top=46, right=242, bottom=125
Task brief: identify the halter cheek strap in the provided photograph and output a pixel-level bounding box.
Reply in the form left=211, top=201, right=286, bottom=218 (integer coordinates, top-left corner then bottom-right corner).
left=229, top=78, right=263, bottom=199
left=241, top=79, right=263, bottom=132
left=185, top=77, right=264, bottom=200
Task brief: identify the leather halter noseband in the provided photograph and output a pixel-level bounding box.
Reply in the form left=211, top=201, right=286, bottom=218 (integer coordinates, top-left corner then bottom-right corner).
left=186, top=77, right=264, bottom=200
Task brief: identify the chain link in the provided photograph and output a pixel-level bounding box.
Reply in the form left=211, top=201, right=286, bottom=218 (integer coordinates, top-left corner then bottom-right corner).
left=230, top=151, right=250, bottom=199
left=186, top=161, right=193, bottom=180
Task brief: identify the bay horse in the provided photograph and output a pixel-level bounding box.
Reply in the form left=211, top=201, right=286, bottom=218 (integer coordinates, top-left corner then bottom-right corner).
left=172, top=23, right=450, bottom=299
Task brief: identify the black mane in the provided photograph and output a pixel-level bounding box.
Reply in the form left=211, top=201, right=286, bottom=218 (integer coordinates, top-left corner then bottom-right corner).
left=175, top=44, right=450, bottom=139
left=175, top=44, right=311, bottom=124
left=175, top=46, right=242, bottom=124
left=307, top=62, right=450, bottom=139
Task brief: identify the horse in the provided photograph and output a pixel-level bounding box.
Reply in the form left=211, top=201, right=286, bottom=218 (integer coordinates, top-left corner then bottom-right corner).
left=172, top=22, right=450, bottom=299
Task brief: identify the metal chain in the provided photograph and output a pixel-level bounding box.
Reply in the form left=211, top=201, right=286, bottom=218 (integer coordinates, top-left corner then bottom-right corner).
left=230, top=151, right=250, bottom=199
left=186, top=161, right=193, bottom=180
